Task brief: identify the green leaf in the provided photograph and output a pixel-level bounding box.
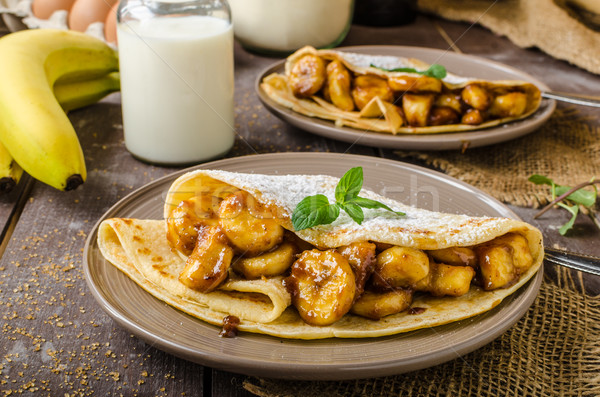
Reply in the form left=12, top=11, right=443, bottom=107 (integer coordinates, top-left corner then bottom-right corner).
left=528, top=174, right=555, bottom=186
left=558, top=203, right=579, bottom=235
left=335, top=167, right=363, bottom=203
left=529, top=174, right=597, bottom=207
left=555, top=185, right=597, bottom=207
left=370, top=63, right=447, bottom=79
left=291, top=167, right=406, bottom=230
left=351, top=196, right=406, bottom=216
left=340, top=202, right=364, bottom=225
left=423, top=64, right=447, bottom=79
left=291, top=195, right=340, bottom=230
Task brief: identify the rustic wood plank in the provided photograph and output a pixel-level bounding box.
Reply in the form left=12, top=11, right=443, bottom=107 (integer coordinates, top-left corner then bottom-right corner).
left=0, top=98, right=204, bottom=395
left=2, top=14, right=599, bottom=396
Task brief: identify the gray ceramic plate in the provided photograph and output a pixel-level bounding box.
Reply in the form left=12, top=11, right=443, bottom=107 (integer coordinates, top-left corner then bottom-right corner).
left=83, top=153, right=543, bottom=380
left=256, top=46, right=556, bottom=150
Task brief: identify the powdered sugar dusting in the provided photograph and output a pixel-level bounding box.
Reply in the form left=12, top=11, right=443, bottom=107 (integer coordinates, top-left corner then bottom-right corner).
left=194, top=169, right=513, bottom=250
left=339, top=50, right=472, bottom=86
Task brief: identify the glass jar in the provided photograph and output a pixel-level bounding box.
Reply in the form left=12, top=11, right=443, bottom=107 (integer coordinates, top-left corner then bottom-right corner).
left=117, top=0, right=235, bottom=165
left=228, top=0, right=354, bottom=56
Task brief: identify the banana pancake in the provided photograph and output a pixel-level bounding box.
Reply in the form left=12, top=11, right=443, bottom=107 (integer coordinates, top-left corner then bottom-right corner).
left=260, top=46, right=542, bottom=134
left=98, top=169, right=543, bottom=339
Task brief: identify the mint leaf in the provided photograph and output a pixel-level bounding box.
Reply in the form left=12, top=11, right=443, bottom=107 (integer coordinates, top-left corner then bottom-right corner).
left=340, top=202, right=364, bottom=225
left=370, top=63, right=447, bottom=79
left=529, top=174, right=597, bottom=207
left=292, top=167, right=406, bottom=230
left=424, top=63, right=447, bottom=79
left=336, top=167, right=363, bottom=203
left=292, top=195, right=340, bottom=230
left=555, top=185, right=596, bottom=207
left=351, top=196, right=406, bottom=215
left=528, top=174, right=554, bottom=186
left=558, top=202, right=579, bottom=235
left=530, top=173, right=599, bottom=236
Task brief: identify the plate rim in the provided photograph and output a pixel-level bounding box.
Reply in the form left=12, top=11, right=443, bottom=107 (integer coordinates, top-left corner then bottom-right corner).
left=255, top=45, right=556, bottom=151
left=83, top=152, right=543, bottom=380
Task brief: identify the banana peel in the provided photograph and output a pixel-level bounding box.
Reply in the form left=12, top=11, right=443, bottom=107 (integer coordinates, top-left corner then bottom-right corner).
left=0, top=29, right=119, bottom=191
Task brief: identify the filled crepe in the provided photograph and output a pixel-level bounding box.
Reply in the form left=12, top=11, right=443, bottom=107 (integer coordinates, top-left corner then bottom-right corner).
left=260, top=46, right=542, bottom=134
left=98, top=169, right=543, bottom=339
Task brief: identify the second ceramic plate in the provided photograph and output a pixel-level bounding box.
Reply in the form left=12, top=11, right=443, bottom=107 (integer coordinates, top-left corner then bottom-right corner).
left=256, top=46, right=556, bottom=150
left=84, top=153, right=543, bottom=380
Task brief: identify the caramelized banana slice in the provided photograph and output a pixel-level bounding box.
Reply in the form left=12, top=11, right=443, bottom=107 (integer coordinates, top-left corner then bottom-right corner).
left=350, top=289, right=413, bottom=320
left=461, top=84, right=491, bottom=110
left=492, top=233, right=533, bottom=272
left=475, top=244, right=517, bottom=290
left=428, top=106, right=459, bottom=126
left=461, top=108, right=484, bottom=125
left=415, top=262, right=475, bottom=297
left=325, top=60, right=354, bottom=111
left=372, top=246, right=430, bottom=290
left=218, top=191, right=284, bottom=256
left=474, top=233, right=534, bottom=290
left=289, top=54, right=327, bottom=98
left=232, top=241, right=297, bottom=279
left=402, top=93, right=435, bottom=127
left=166, top=195, right=220, bottom=256
left=388, top=75, right=442, bottom=93
left=488, top=92, right=528, bottom=118
left=336, top=241, right=376, bottom=298
left=286, top=249, right=356, bottom=326
left=428, top=247, right=477, bottom=267
left=178, top=226, right=233, bottom=293
left=351, top=75, right=394, bottom=110
left=434, top=93, right=463, bottom=114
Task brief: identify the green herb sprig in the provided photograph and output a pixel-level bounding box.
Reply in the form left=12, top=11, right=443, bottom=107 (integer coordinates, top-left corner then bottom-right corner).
left=291, top=167, right=405, bottom=231
left=529, top=174, right=599, bottom=235
left=370, top=63, right=447, bottom=79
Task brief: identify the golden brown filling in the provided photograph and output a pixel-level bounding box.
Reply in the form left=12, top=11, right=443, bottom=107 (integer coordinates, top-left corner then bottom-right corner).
left=166, top=192, right=534, bottom=326
left=287, top=54, right=531, bottom=128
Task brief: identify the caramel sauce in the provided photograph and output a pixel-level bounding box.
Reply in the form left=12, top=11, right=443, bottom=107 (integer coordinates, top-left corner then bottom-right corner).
left=219, top=315, right=240, bottom=338
left=408, top=307, right=426, bottom=315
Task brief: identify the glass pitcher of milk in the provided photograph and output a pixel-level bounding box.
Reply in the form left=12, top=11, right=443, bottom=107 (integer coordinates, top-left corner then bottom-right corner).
left=117, top=0, right=235, bottom=165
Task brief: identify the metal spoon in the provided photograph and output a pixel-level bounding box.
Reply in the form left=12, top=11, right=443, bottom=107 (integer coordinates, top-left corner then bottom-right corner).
left=542, top=91, right=600, bottom=107
left=544, top=247, right=600, bottom=276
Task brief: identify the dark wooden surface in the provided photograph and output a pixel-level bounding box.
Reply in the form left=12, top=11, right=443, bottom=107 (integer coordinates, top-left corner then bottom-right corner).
left=1, top=12, right=599, bottom=396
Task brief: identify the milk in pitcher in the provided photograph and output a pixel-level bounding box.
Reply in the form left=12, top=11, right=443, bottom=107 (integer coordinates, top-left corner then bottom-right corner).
left=118, top=15, right=234, bottom=164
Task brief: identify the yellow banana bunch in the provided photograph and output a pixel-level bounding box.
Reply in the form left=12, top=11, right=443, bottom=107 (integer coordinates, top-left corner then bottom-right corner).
left=0, top=141, right=23, bottom=194
left=0, top=29, right=119, bottom=191
left=0, top=71, right=120, bottom=193
left=55, top=72, right=121, bottom=113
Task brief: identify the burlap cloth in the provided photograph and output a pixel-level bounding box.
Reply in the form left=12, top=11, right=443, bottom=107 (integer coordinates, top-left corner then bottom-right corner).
left=242, top=4, right=600, bottom=394
left=243, top=108, right=600, bottom=396
left=417, top=0, right=600, bottom=75
left=243, top=268, right=600, bottom=396
left=243, top=7, right=600, bottom=390
left=394, top=107, right=600, bottom=208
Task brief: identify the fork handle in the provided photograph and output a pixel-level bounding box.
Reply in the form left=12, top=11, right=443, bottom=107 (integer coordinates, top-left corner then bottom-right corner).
left=544, top=247, right=600, bottom=276
left=541, top=91, right=600, bottom=108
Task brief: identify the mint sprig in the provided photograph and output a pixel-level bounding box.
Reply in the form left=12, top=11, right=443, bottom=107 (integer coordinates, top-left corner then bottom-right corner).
left=529, top=174, right=598, bottom=235
left=370, top=63, right=447, bottom=79
left=291, top=167, right=405, bottom=231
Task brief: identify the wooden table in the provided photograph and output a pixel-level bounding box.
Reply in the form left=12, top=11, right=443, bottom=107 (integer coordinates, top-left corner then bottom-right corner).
left=1, top=12, right=599, bottom=396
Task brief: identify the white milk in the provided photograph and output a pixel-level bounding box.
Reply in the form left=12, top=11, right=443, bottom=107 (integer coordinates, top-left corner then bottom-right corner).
left=117, top=16, right=234, bottom=164
left=229, top=0, right=353, bottom=53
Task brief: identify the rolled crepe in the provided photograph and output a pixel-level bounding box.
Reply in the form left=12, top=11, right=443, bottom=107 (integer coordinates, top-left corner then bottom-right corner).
left=98, top=169, right=543, bottom=339
left=260, top=46, right=542, bottom=135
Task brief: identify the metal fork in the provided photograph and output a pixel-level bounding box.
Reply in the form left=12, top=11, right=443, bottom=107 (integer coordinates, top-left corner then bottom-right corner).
left=542, top=91, right=600, bottom=108
left=544, top=247, right=600, bottom=276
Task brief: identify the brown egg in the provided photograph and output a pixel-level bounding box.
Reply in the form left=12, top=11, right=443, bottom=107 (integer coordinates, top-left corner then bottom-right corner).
left=104, top=1, right=119, bottom=45
left=32, top=0, right=77, bottom=19
left=68, top=0, right=118, bottom=32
